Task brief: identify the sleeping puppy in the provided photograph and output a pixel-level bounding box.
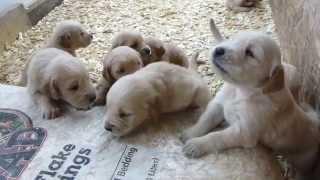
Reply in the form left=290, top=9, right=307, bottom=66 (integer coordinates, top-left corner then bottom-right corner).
left=45, top=20, right=93, bottom=56
left=19, top=20, right=93, bottom=86
left=111, top=31, right=151, bottom=58
left=27, top=48, right=96, bottom=119
left=226, top=0, right=260, bottom=12
left=142, top=38, right=189, bottom=67
left=104, top=62, right=211, bottom=137
left=180, top=30, right=320, bottom=179
left=95, top=46, right=143, bottom=105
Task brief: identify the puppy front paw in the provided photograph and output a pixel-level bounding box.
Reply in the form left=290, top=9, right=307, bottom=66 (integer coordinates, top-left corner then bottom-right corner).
left=180, top=130, right=193, bottom=144
left=41, top=106, right=62, bottom=119
left=183, top=138, right=207, bottom=158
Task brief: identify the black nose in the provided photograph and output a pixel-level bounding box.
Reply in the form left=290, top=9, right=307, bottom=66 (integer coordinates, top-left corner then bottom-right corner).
left=105, top=123, right=113, bottom=132
left=142, top=47, right=151, bottom=55
left=87, top=93, right=96, bottom=103
left=89, top=34, right=93, bottom=39
left=214, top=47, right=225, bottom=58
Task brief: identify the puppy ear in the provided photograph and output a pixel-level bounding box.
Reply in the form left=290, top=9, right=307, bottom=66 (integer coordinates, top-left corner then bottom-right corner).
left=262, top=65, right=285, bottom=94
left=50, top=79, right=61, bottom=100
left=43, top=77, right=61, bottom=100
left=60, top=32, right=72, bottom=48
left=102, top=64, right=115, bottom=84
left=155, top=46, right=165, bottom=58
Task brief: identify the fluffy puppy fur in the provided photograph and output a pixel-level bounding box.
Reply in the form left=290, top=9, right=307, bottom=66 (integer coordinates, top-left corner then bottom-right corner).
left=111, top=31, right=151, bottom=58
left=45, top=20, right=93, bottom=56
left=142, top=38, right=189, bottom=67
left=19, top=20, right=93, bottom=86
left=27, top=48, right=96, bottom=119
left=209, top=19, right=301, bottom=102
left=104, top=62, right=211, bottom=137
left=95, top=46, right=143, bottom=105
left=180, top=29, right=320, bottom=179
left=226, top=0, right=260, bottom=12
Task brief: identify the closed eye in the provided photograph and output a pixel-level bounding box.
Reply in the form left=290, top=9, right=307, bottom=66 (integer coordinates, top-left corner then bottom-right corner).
left=119, top=110, right=132, bottom=118
left=130, top=42, right=138, bottom=49
left=68, top=83, right=79, bottom=91
left=245, top=48, right=254, bottom=58
left=117, top=68, right=125, bottom=74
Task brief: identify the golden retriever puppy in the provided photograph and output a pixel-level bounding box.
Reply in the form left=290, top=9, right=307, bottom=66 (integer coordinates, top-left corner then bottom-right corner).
left=111, top=31, right=151, bottom=57
left=104, top=62, right=211, bottom=137
left=180, top=30, right=320, bottom=179
left=45, top=20, right=93, bottom=56
left=142, top=38, right=189, bottom=67
left=226, top=0, right=260, bottom=12
left=94, top=46, right=143, bottom=105
left=19, top=20, right=93, bottom=86
left=209, top=18, right=302, bottom=103
left=27, top=48, right=96, bottom=119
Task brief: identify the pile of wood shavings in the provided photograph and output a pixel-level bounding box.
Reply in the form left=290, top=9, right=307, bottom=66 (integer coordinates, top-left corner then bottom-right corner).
left=0, top=0, right=274, bottom=95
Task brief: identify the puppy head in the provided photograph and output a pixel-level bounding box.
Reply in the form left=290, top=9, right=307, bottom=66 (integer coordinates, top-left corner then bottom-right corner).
left=103, top=76, right=157, bottom=136
left=53, top=20, right=93, bottom=50
left=45, top=56, right=96, bottom=109
left=142, top=38, right=166, bottom=65
left=210, top=31, right=281, bottom=88
left=111, top=31, right=151, bottom=57
left=102, top=46, right=143, bottom=83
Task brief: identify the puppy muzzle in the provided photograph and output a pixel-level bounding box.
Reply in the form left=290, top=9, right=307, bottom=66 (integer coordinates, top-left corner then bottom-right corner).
left=104, top=122, right=114, bottom=132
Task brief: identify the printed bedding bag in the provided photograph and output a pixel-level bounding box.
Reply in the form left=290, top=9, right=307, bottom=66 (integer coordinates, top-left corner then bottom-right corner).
left=0, top=84, right=283, bottom=180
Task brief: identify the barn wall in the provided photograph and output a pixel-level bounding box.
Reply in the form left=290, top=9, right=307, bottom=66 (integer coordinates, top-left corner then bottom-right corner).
left=270, top=0, right=320, bottom=104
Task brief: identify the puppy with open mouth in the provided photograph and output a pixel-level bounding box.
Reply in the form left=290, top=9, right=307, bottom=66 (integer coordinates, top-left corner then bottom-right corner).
left=181, top=19, right=320, bottom=180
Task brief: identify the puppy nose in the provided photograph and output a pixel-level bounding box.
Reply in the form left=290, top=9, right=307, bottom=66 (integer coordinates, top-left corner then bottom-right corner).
left=89, top=34, right=93, bottom=39
left=87, top=93, right=96, bottom=103
left=104, top=123, right=114, bottom=132
left=142, top=47, right=151, bottom=55
left=214, top=47, right=225, bottom=58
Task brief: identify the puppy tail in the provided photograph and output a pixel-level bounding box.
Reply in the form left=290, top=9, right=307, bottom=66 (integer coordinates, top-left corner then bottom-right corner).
left=210, top=18, right=224, bottom=42
left=189, top=51, right=202, bottom=72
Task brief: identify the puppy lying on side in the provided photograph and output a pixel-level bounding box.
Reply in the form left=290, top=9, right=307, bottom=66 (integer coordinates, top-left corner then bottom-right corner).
left=111, top=31, right=151, bottom=58
left=19, top=20, right=93, bottom=86
left=181, top=27, right=320, bottom=179
left=226, top=0, right=260, bottom=12
left=104, top=62, right=211, bottom=137
left=45, top=20, right=93, bottom=56
left=27, top=48, right=96, bottom=119
left=142, top=38, right=189, bottom=67
left=95, top=46, right=143, bottom=105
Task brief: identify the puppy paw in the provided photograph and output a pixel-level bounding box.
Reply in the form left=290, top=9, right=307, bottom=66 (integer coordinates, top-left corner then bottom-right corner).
left=183, top=138, right=206, bottom=158
left=180, top=128, right=200, bottom=143
left=41, top=106, right=62, bottom=119
left=180, top=130, right=193, bottom=144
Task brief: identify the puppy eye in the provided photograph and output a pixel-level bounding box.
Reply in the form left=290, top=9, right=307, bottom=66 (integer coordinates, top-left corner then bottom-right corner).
left=69, top=83, right=79, bottom=91
left=80, top=32, right=85, bottom=36
left=245, top=48, right=254, bottom=58
left=130, top=42, right=138, bottom=49
left=117, top=68, right=125, bottom=74
left=119, top=111, right=131, bottom=118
